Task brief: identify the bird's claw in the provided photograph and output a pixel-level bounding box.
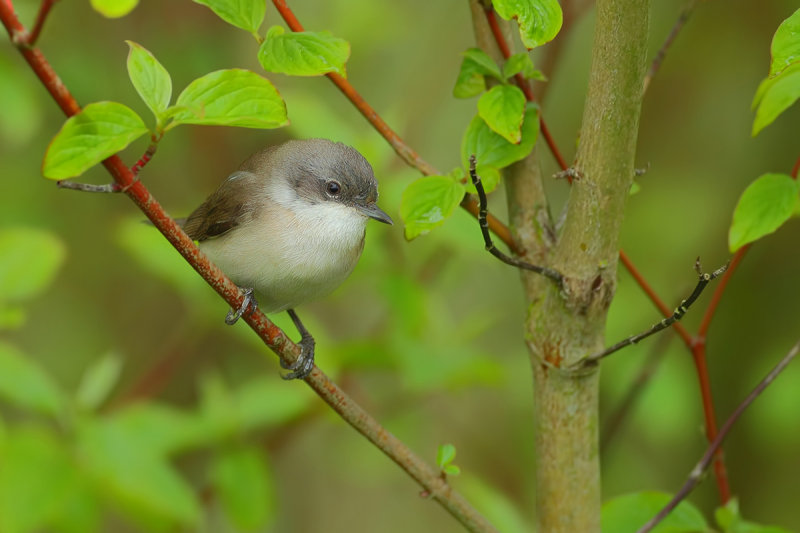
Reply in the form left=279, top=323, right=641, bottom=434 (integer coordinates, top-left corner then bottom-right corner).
left=225, top=287, right=257, bottom=325
left=280, top=335, right=315, bottom=380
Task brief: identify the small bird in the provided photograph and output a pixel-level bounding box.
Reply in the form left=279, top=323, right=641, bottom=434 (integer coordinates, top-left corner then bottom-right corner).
left=182, top=139, right=393, bottom=379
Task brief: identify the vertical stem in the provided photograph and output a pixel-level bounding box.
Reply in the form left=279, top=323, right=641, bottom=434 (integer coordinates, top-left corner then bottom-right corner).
left=526, top=0, right=650, bottom=531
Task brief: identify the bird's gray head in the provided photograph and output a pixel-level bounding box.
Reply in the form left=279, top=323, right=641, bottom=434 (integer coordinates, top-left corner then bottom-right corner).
left=240, top=139, right=393, bottom=225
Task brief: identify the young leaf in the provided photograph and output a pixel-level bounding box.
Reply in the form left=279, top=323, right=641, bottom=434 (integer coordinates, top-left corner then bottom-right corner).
left=400, top=176, right=465, bottom=240
left=715, top=499, right=793, bottom=533
left=76, top=352, right=124, bottom=411
left=258, top=26, right=350, bottom=77
left=0, top=342, right=63, bottom=417
left=729, top=173, right=799, bottom=252
left=502, top=53, right=535, bottom=79
left=170, top=69, right=288, bottom=129
left=443, top=464, right=462, bottom=476
left=751, top=62, right=800, bottom=136
left=90, top=0, right=139, bottom=18
left=461, top=104, right=539, bottom=170
left=768, top=8, right=800, bottom=77
left=453, top=62, right=487, bottom=99
left=42, top=102, right=148, bottom=179
left=478, top=85, right=526, bottom=144
left=192, top=0, right=265, bottom=36
left=601, top=491, right=708, bottom=533
left=126, top=41, right=172, bottom=123
left=210, top=446, right=275, bottom=531
left=462, top=48, right=504, bottom=81
left=0, top=227, right=65, bottom=303
left=436, top=443, right=457, bottom=468
left=493, top=0, right=563, bottom=49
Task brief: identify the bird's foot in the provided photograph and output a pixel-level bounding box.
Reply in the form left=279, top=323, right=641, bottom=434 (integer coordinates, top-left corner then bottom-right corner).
left=281, top=309, right=316, bottom=380
left=225, top=287, right=257, bottom=325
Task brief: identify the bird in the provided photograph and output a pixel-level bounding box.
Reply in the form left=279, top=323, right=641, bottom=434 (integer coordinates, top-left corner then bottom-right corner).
left=181, top=138, right=393, bottom=379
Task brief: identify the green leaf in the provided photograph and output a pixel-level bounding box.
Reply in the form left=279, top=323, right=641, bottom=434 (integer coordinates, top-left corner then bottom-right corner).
left=436, top=443, right=456, bottom=468
left=126, top=41, right=172, bottom=123
left=453, top=62, right=487, bottom=99
left=493, top=0, right=563, bottom=49
left=400, top=176, right=466, bottom=240
left=729, top=173, right=799, bottom=252
left=462, top=104, right=539, bottom=170
left=602, top=491, right=708, bottom=533
left=42, top=102, right=148, bottom=179
left=75, top=352, right=123, bottom=412
left=478, top=85, right=527, bottom=143
left=210, top=446, right=275, bottom=531
left=170, top=69, right=288, bottom=129
left=0, top=227, right=65, bottom=303
left=192, top=0, right=265, bottom=35
left=78, top=417, right=200, bottom=529
left=0, top=426, right=85, bottom=533
left=443, top=464, right=461, bottom=476
left=258, top=26, right=350, bottom=77
left=502, top=53, right=535, bottom=79
left=0, top=342, right=63, bottom=417
left=769, top=8, right=800, bottom=77
left=90, top=0, right=139, bottom=18
left=751, top=62, right=800, bottom=136
left=462, top=48, right=504, bottom=80
left=715, top=499, right=793, bottom=533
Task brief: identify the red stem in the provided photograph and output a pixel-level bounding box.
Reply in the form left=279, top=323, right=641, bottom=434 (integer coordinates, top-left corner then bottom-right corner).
left=483, top=7, right=570, bottom=173
left=28, top=0, right=57, bottom=45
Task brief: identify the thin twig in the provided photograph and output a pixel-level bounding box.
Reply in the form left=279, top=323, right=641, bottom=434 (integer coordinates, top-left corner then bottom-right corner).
left=643, top=0, right=699, bottom=94
left=619, top=251, right=693, bottom=347
left=581, top=258, right=727, bottom=366
left=637, top=339, right=800, bottom=533
left=0, top=5, right=498, bottom=532
left=27, top=0, right=57, bottom=45
left=56, top=180, right=123, bottom=193
left=469, top=155, right=563, bottom=285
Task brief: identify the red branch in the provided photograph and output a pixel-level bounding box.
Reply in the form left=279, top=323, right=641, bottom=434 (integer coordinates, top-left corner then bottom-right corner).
left=484, top=7, right=570, bottom=173
left=0, top=2, right=498, bottom=530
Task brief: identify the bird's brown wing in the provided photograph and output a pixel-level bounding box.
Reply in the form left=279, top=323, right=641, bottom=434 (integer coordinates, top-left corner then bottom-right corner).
left=182, top=172, right=257, bottom=242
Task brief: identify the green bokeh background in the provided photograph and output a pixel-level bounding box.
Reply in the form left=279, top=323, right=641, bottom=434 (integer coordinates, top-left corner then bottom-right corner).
left=1, top=0, right=799, bottom=531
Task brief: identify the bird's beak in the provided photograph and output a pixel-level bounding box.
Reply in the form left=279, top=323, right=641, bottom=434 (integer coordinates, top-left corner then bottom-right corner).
left=357, top=202, right=393, bottom=225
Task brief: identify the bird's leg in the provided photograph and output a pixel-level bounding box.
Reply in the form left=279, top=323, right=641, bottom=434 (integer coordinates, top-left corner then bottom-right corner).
left=225, top=287, right=257, bottom=325
left=281, top=309, right=316, bottom=380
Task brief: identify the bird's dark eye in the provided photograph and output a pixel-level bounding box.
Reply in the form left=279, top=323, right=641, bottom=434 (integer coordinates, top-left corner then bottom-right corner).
left=326, top=180, right=341, bottom=196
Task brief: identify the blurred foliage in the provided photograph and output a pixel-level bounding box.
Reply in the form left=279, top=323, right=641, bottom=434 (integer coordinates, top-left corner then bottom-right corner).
left=1, top=0, right=800, bottom=532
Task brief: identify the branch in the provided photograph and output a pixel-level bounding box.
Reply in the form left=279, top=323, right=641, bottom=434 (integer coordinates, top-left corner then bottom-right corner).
left=636, top=339, right=800, bottom=533
left=580, top=259, right=728, bottom=366
left=469, top=155, right=563, bottom=286
left=0, top=4, right=498, bottom=531
left=642, top=0, right=699, bottom=94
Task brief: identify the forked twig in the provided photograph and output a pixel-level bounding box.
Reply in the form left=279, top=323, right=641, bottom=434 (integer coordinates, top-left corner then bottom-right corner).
left=468, top=155, right=563, bottom=286
left=637, top=339, right=800, bottom=533
left=580, top=258, right=728, bottom=366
